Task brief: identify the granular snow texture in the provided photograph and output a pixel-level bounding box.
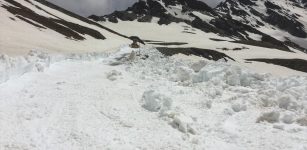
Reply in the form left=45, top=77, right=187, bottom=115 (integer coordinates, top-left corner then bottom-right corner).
left=0, top=46, right=307, bottom=150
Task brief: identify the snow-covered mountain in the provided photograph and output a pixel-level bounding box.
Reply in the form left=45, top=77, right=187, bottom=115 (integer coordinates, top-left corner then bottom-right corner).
left=97, top=0, right=307, bottom=51
left=216, top=0, right=307, bottom=50
left=1, top=0, right=307, bottom=149
left=1, top=0, right=307, bottom=75
left=0, top=0, right=131, bottom=55
left=90, top=0, right=307, bottom=76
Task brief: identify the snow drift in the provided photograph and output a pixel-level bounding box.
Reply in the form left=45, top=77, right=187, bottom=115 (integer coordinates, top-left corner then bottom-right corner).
left=0, top=46, right=306, bottom=150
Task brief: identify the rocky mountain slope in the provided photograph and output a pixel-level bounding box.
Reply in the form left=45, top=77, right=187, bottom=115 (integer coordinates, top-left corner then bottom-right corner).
left=95, top=0, right=307, bottom=52
left=216, top=0, right=307, bottom=51
left=1, top=0, right=307, bottom=75
left=0, top=0, right=131, bottom=55
left=89, top=0, right=307, bottom=75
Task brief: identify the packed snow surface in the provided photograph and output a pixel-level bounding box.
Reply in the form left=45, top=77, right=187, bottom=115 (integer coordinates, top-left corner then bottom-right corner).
left=0, top=46, right=307, bottom=150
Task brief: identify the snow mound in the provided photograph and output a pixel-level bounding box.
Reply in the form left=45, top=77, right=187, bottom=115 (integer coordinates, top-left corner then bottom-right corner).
left=125, top=47, right=307, bottom=128
left=141, top=89, right=197, bottom=134
left=0, top=50, right=108, bottom=84
left=141, top=90, right=172, bottom=113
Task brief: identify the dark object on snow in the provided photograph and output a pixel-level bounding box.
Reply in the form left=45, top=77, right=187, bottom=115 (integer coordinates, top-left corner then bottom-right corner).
left=246, top=58, right=307, bottom=73
left=129, top=36, right=145, bottom=48
left=129, top=36, right=145, bottom=45
left=156, top=47, right=235, bottom=62
left=130, top=41, right=140, bottom=48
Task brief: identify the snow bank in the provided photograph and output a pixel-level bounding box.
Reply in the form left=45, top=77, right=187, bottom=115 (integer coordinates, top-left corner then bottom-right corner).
left=0, top=50, right=109, bottom=84
left=0, top=51, right=49, bottom=84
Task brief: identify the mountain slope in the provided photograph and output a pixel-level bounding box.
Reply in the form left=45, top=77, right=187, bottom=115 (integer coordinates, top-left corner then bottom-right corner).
left=216, top=0, right=307, bottom=50
left=95, top=0, right=307, bottom=52
left=90, top=0, right=307, bottom=75
left=0, top=0, right=131, bottom=56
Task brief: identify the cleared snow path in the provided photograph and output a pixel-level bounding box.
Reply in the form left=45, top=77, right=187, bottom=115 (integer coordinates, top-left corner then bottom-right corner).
left=0, top=46, right=307, bottom=150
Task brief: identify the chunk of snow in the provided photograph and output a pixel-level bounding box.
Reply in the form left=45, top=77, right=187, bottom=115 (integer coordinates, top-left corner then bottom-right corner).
left=190, top=60, right=207, bottom=72
left=281, top=113, right=295, bottom=124
left=278, top=95, right=298, bottom=110
left=175, top=66, right=193, bottom=82
left=141, top=90, right=172, bottom=113
left=171, top=114, right=197, bottom=134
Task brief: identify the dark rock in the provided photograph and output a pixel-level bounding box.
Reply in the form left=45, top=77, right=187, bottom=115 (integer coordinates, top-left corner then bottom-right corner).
left=156, top=47, right=235, bottom=62
left=264, top=9, right=306, bottom=38
left=209, top=38, right=227, bottom=41
left=2, top=0, right=105, bottom=40
left=113, top=11, right=137, bottom=21
left=107, top=15, right=119, bottom=23
left=33, top=0, right=129, bottom=39
left=192, top=17, right=219, bottom=33
left=237, top=0, right=256, bottom=6
left=231, top=35, right=293, bottom=52
left=126, top=0, right=148, bottom=15
left=147, top=42, right=188, bottom=46
left=158, top=14, right=184, bottom=25
left=138, top=15, right=153, bottom=22
left=88, top=15, right=105, bottom=22
left=147, top=0, right=167, bottom=17
left=246, top=58, right=307, bottom=73
left=265, top=1, right=281, bottom=10
left=230, top=7, right=249, bottom=16
left=250, top=8, right=264, bottom=19
left=182, top=31, right=196, bottom=34
left=129, top=36, right=145, bottom=45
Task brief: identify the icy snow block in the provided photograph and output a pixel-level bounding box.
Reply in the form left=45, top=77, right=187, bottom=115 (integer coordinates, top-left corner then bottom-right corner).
left=142, top=90, right=172, bottom=112
left=257, top=111, right=280, bottom=123
left=278, top=95, right=298, bottom=110
left=193, top=64, right=227, bottom=83
left=191, top=60, right=207, bottom=72
left=226, top=73, right=240, bottom=86
left=281, top=113, right=295, bottom=124
left=225, top=66, right=242, bottom=86
left=176, top=66, right=193, bottom=82
left=172, top=114, right=196, bottom=134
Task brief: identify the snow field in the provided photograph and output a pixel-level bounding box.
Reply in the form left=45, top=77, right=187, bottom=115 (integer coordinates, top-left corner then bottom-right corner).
left=0, top=46, right=306, bottom=149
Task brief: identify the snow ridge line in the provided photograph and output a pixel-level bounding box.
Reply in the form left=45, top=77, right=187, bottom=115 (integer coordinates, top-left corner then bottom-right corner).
left=0, top=50, right=109, bottom=84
